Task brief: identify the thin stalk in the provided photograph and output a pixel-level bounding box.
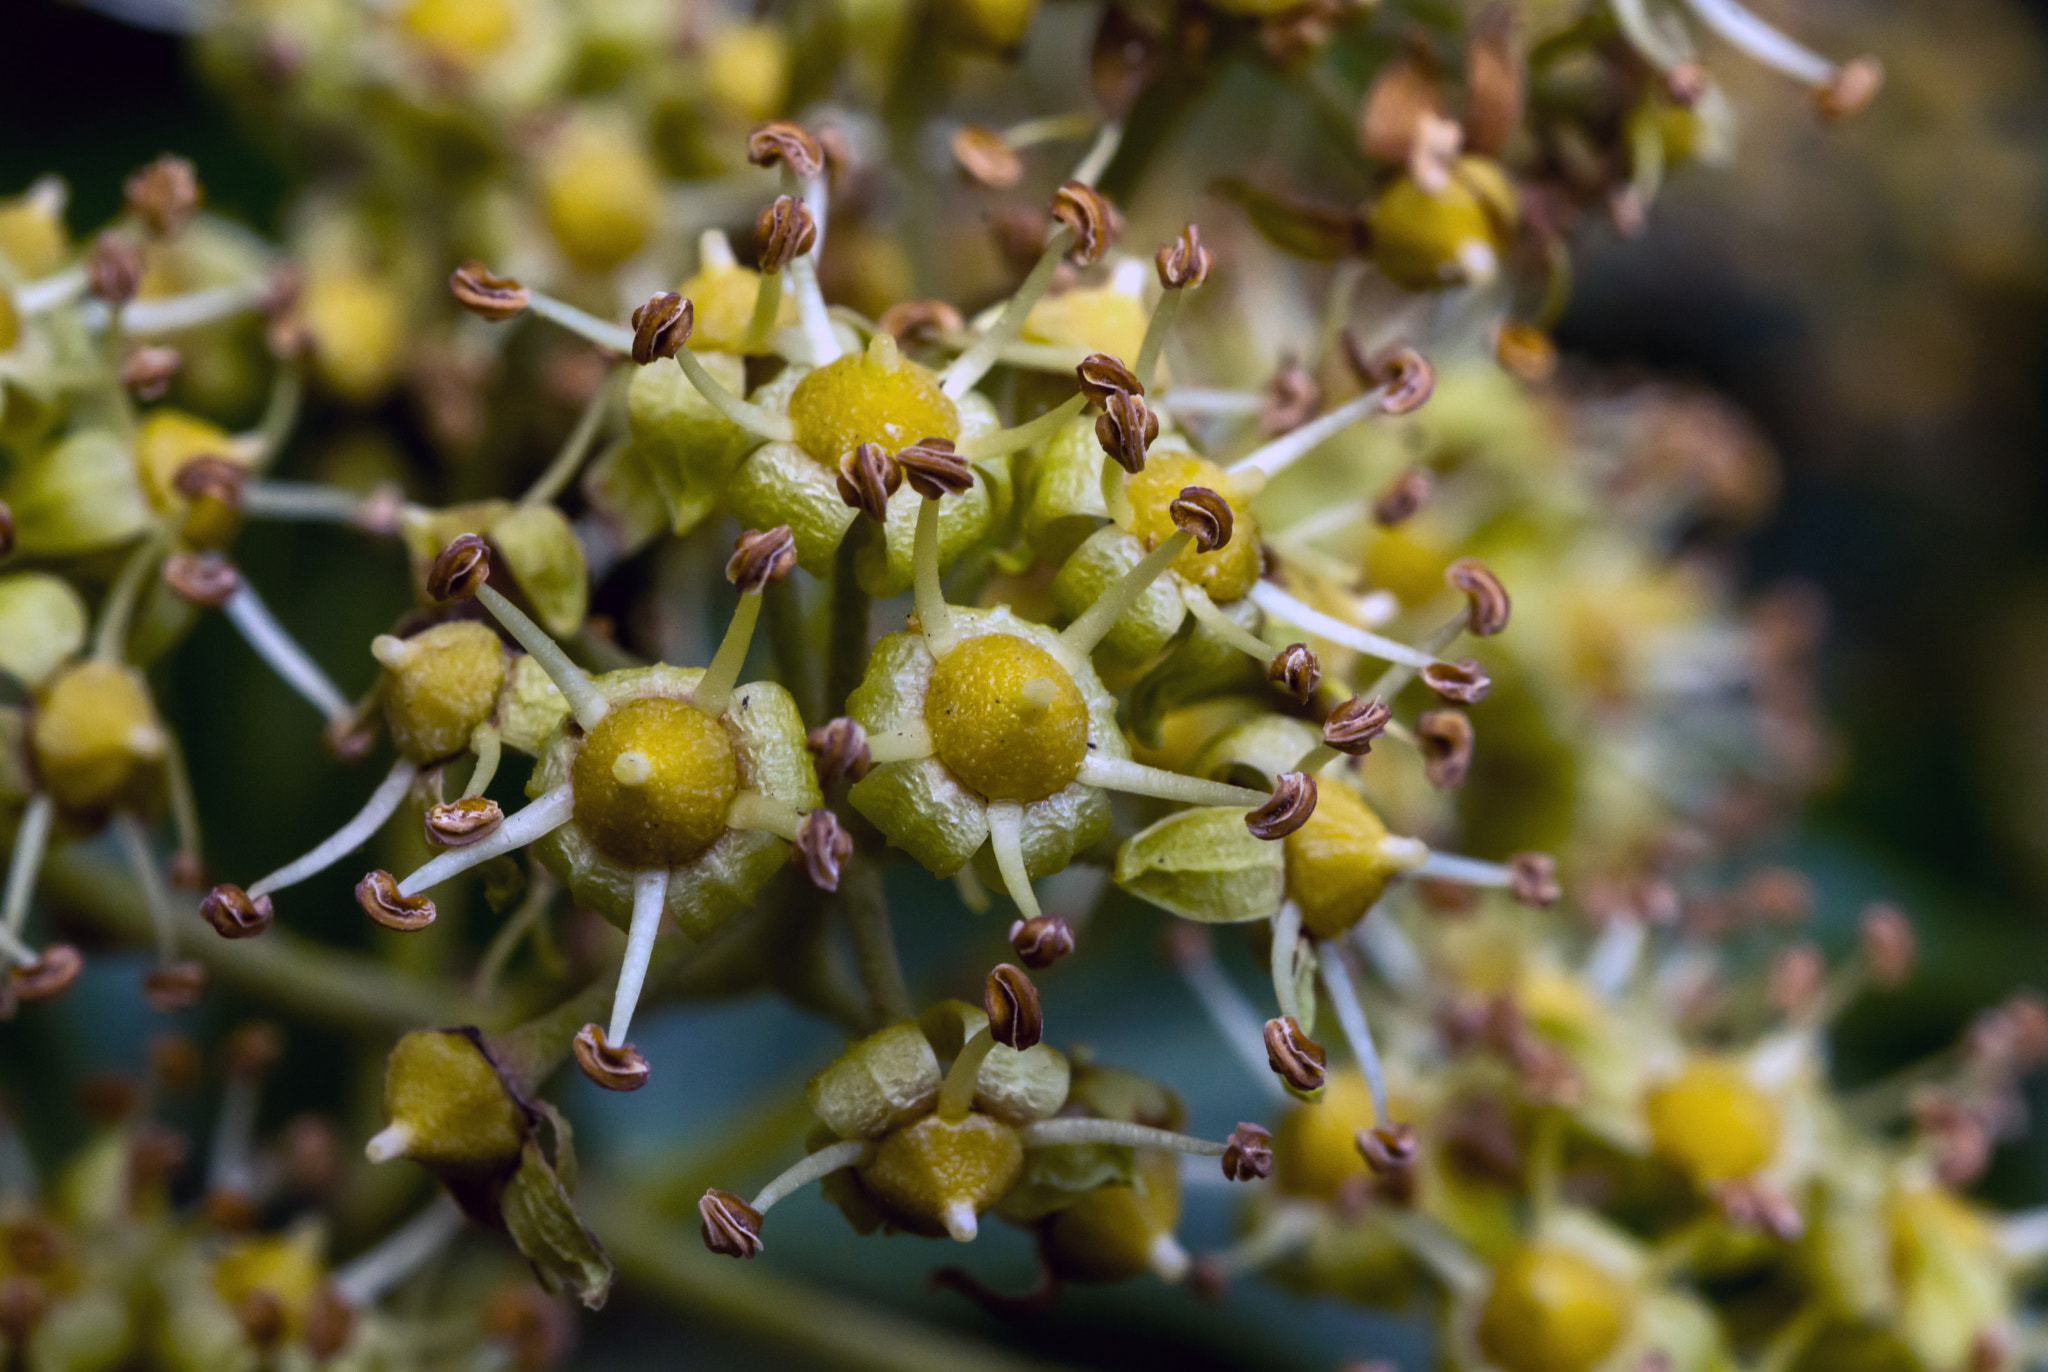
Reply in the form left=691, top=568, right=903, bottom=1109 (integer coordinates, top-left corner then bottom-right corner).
left=986, top=801, right=1041, bottom=923
left=1133, top=288, right=1181, bottom=391
left=827, top=535, right=871, bottom=716
left=1226, top=385, right=1389, bottom=480
left=473, top=871, right=557, bottom=1003
left=92, top=533, right=164, bottom=661
left=1360, top=611, right=1470, bottom=705
left=160, top=730, right=203, bottom=875
left=938, top=1028, right=1000, bottom=1122
left=1183, top=588, right=1274, bottom=661
left=1412, top=851, right=1513, bottom=887
left=223, top=582, right=354, bottom=722
left=110, top=812, right=175, bottom=964
left=248, top=760, right=419, bottom=899
left=1070, top=121, right=1124, bottom=187
left=81, top=279, right=270, bottom=336
left=740, top=271, right=786, bottom=354
left=959, top=393, right=1086, bottom=462
left=1, top=794, right=55, bottom=945
left=475, top=584, right=609, bottom=729
left=674, top=348, right=795, bottom=441
left=522, top=368, right=618, bottom=506
left=608, top=868, right=671, bottom=1045
left=333, top=1197, right=466, bottom=1308
left=763, top=576, right=816, bottom=722
left=1016, top=1119, right=1227, bottom=1156
left=1061, top=531, right=1190, bottom=656
left=727, top=792, right=804, bottom=841
left=1001, top=112, right=1099, bottom=148
left=242, top=482, right=387, bottom=524
left=784, top=255, right=842, bottom=365
left=912, top=497, right=954, bottom=652
left=1677, top=0, right=1834, bottom=84
left=840, top=857, right=913, bottom=1028
left=1270, top=903, right=1304, bottom=1023
left=752, top=1140, right=870, bottom=1214
left=693, top=591, right=763, bottom=719
left=1074, top=755, right=1266, bottom=808
left=940, top=225, right=1074, bottom=399
left=526, top=290, right=636, bottom=354
left=1171, top=930, right=1290, bottom=1102
left=1318, top=938, right=1389, bottom=1126
left=462, top=724, right=502, bottom=798
left=1246, top=581, right=1434, bottom=668
left=238, top=361, right=304, bottom=468
left=398, top=784, right=576, bottom=898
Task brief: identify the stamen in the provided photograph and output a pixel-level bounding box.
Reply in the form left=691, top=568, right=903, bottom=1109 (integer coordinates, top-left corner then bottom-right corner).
left=247, top=760, right=420, bottom=899
left=242, top=481, right=401, bottom=528
left=463, top=724, right=502, bottom=798
left=224, top=582, right=353, bottom=722
left=607, top=867, right=671, bottom=1046
left=161, top=731, right=204, bottom=878
left=693, top=589, right=769, bottom=721
left=1584, top=919, right=1648, bottom=998
left=1, top=795, right=55, bottom=948
left=959, top=393, right=1087, bottom=462
left=1246, top=582, right=1435, bottom=668
left=1998, top=1207, right=2048, bottom=1266
left=785, top=253, right=842, bottom=366
left=1169, top=928, right=1290, bottom=1102
left=236, top=359, right=305, bottom=468
left=1412, top=851, right=1514, bottom=887
left=332, top=1196, right=466, bottom=1308
left=987, top=802, right=1042, bottom=923
left=80, top=278, right=270, bottom=336
left=1182, top=588, right=1275, bottom=661
left=1270, top=903, right=1305, bottom=1022
left=522, top=368, right=618, bottom=507
left=751, top=1139, right=870, bottom=1215
left=92, top=533, right=165, bottom=662
left=673, top=345, right=796, bottom=441
left=1318, top=938, right=1389, bottom=1126
left=938, top=1026, right=1000, bottom=1121
left=111, top=812, right=176, bottom=965
left=1075, top=755, right=1267, bottom=808
left=1226, top=385, right=1390, bottom=480
left=740, top=268, right=785, bottom=354
left=14, top=264, right=87, bottom=316
left=474, top=584, right=609, bottom=730
left=473, top=871, right=557, bottom=1002
left=1359, top=610, right=1472, bottom=706
left=396, top=783, right=576, bottom=897
left=1201, top=1206, right=1319, bottom=1277
left=1062, top=531, right=1192, bottom=656
left=941, top=227, right=1076, bottom=398
left=1016, top=1118, right=1229, bottom=1157
left=727, top=792, right=804, bottom=842
left=1352, top=898, right=1427, bottom=994
left=1158, top=388, right=1265, bottom=417
left=1001, top=111, right=1101, bottom=149
left=912, top=497, right=956, bottom=653
left=1677, top=0, right=1835, bottom=85
left=1069, top=121, right=1124, bottom=187
left=525, top=288, right=636, bottom=354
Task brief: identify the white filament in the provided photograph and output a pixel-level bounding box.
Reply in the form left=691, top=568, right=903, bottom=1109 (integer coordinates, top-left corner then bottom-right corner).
left=333, top=1197, right=466, bottom=1307
left=1247, top=581, right=1435, bottom=668
left=1227, top=386, right=1389, bottom=479
left=1075, top=755, right=1266, bottom=808
left=223, top=583, right=353, bottom=723
left=1318, top=938, right=1389, bottom=1127
left=249, top=760, right=419, bottom=899
left=475, top=585, right=609, bottom=730
left=751, top=1140, right=869, bottom=1214
left=1412, top=851, right=1515, bottom=887
left=1, top=795, right=56, bottom=944
left=607, top=867, right=671, bottom=1046
left=398, top=784, right=576, bottom=897
left=986, top=801, right=1042, bottom=923
left=1677, top=0, right=1835, bottom=84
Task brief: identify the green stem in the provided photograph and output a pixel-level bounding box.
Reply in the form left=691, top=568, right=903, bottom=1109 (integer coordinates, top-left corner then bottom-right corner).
left=522, top=369, right=618, bottom=507
left=763, top=574, right=817, bottom=723
left=840, top=856, right=912, bottom=1028
left=827, top=534, right=871, bottom=717
left=1134, top=288, right=1181, bottom=391
left=93, top=531, right=165, bottom=661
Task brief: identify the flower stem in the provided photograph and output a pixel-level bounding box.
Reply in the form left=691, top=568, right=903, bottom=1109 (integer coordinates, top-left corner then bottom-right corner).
left=941, top=225, right=1074, bottom=399
left=674, top=347, right=796, bottom=441
left=840, top=856, right=913, bottom=1028
left=828, top=535, right=871, bottom=716
left=960, top=393, right=1086, bottom=463
left=523, top=368, right=619, bottom=507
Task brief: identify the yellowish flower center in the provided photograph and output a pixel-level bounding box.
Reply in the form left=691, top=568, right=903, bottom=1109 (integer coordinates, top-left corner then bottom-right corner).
left=378, top=621, right=508, bottom=765
left=32, top=659, right=165, bottom=814
left=856, top=1112, right=1024, bottom=1237
left=787, top=338, right=959, bottom=468
left=1284, top=782, right=1404, bottom=940
left=1645, top=1059, right=1781, bottom=1183
left=925, top=634, right=1088, bottom=803
left=1476, top=1245, right=1632, bottom=1372
left=1273, top=1072, right=1377, bottom=1199
left=1125, top=452, right=1259, bottom=604
left=571, top=697, right=739, bottom=867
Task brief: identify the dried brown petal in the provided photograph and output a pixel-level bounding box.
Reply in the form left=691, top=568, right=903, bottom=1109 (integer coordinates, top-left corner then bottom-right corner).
left=1508, top=852, right=1561, bottom=908
left=700, top=1188, right=764, bottom=1257
left=1422, top=656, right=1490, bottom=705
left=10, top=946, right=82, bottom=1002
left=727, top=525, right=798, bottom=591
left=807, top=718, right=873, bottom=790
left=1816, top=56, right=1883, bottom=121
left=836, top=443, right=901, bottom=522
left=141, top=962, right=207, bottom=1011
left=747, top=122, right=825, bottom=178
left=120, top=344, right=183, bottom=399
left=1263, top=1015, right=1327, bottom=1092
left=87, top=233, right=144, bottom=306
left=1155, top=224, right=1212, bottom=289
left=1076, top=352, right=1143, bottom=404
left=1259, top=363, right=1319, bottom=436
left=161, top=552, right=240, bottom=608
left=1461, top=6, right=1524, bottom=158
left=897, top=437, right=973, bottom=498
left=1493, top=320, right=1558, bottom=382
left=1445, top=558, right=1510, bottom=636
left=424, top=797, right=505, bottom=848
left=1050, top=181, right=1118, bottom=266
left=950, top=126, right=1024, bottom=189
left=355, top=870, right=436, bottom=932
left=985, top=963, right=1043, bottom=1050
left=573, top=1023, right=650, bottom=1091
left=1268, top=643, right=1321, bottom=704
left=1372, top=467, right=1433, bottom=526
left=754, top=195, right=818, bottom=273
left=877, top=299, right=964, bottom=344
left=225, top=1021, right=284, bottom=1077
left=1168, top=485, right=1232, bottom=552
left=303, top=1286, right=356, bottom=1360
left=1342, top=340, right=1435, bottom=416
left=448, top=261, right=529, bottom=321
left=1417, top=709, right=1474, bottom=788
left=630, top=292, right=694, bottom=365
left=1323, top=695, right=1391, bottom=755
left=427, top=532, right=492, bottom=602
left=202, top=883, right=274, bottom=939
left=1009, top=915, right=1075, bottom=969
left=793, top=809, right=853, bottom=892
left=1095, top=391, right=1157, bottom=473
left=1221, top=1122, right=1274, bottom=1181
left=1859, top=901, right=1915, bottom=988
left=1246, top=772, right=1316, bottom=840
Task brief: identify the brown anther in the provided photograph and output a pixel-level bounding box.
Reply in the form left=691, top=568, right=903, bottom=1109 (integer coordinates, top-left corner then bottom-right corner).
left=897, top=437, right=973, bottom=498
left=150, top=1033, right=204, bottom=1090
left=281, top=1114, right=342, bottom=1193
left=1050, top=180, right=1118, bottom=265
left=79, top=1073, right=140, bottom=1122
left=424, top=797, right=504, bottom=848
left=5, top=1218, right=63, bottom=1274
left=0, top=1276, right=48, bottom=1344
left=236, top=1289, right=286, bottom=1349
left=1168, top=485, right=1232, bottom=552
left=1363, top=470, right=1428, bottom=529
left=1859, top=901, right=1916, bottom=988
left=573, top=1023, right=650, bottom=1091
left=0, top=500, right=13, bottom=558
left=950, top=125, right=1023, bottom=189
left=1075, top=351, right=1143, bottom=404
left=427, top=532, right=492, bottom=602
left=303, top=1285, right=356, bottom=1360
left=700, top=1188, right=765, bottom=1257
left=836, top=442, right=901, bottom=521
left=1816, top=56, right=1884, bottom=121
left=1358, top=1122, right=1420, bottom=1201
left=162, top=552, right=241, bottom=608
left=985, top=963, right=1043, bottom=1050
left=727, top=525, right=798, bottom=591
left=1323, top=695, right=1391, bottom=755
left=1246, top=772, right=1316, bottom=840
left=172, top=455, right=246, bottom=511
left=1264, top=1016, right=1326, bottom=1091
left=753, top=195, right=818, bottom=273
left=1221, top=1123, right=1274, bottom=1181
left=877, top=299, right=964, bottom=344
left=1712, top=1178, right=1804, bottom=1241
left=1665, top=61, right=1711, bottom=106
left=202, top=883, right=274, bottom=939
left=447, top=261, right=529, bottom=321
left=355, top=870, right=436, bottom=931
left=120, top=344, right=183, bottom=399
left=206, top=1189, right=260, bottom=1233
left=1445, top=558, right=1511, bottom=636
left=10, top=946, right=83, bottom=1001
left=1260, top=362, right=1319, bottom=437
left=1343, top=338, right=1435, bottom=416
left=1009, top=914, right=1075, bottom=969
left=1769, top=942, right=1826, bottom=1016
left=630, top=291, right=694, bottom=365
left=1508, top=852, right=1561, bottom=908
left=793, top=809, right=853, bottom=892
left=1155, top=223, right=1212, bottom=289
left=1421, top=656, right=1490, bottom=705
left=1095, top=390, right=1157, bottom=473
left=225, top=1020, right=284, bottom=1077
left=1493, top=320, right=1558, bottom=383
left=482, top=1284, right=575, bottom=1367
left=125, top=153, right=202, bottom=235
left=746, top=122, right=825, bottom=178
left=807, top=718, right=873, bottom=789
left=141, top=962, right=207, bottom=1011
left=1416, top=709, right=1474, bottom=788
left=1268, top=644, right=1321, bottom=704
left=167, top=853, right=209, bottom=890
left=87, top=232, right=144, bottom=306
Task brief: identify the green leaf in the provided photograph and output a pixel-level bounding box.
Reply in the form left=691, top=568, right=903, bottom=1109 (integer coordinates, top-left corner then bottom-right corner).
left=1114, top=806, right=1284, bottom=923
left=500, top=1139, right=613, bottom=1310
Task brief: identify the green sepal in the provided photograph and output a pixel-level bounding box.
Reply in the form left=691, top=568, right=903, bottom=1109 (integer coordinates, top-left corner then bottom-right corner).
left=725, top=439, right=858, bottom=574
left=1049, top=525, right=1188, bottom=673
left=808, top=1021, right=942, bottom=1141
left=918, top=1001, right=1071, bottom=1126
left=1190, top=714, right=1319, bottom=789
left=497, top=655, right=570, bottom=755
left=580, top=436, right=670, bottom=555
left=1020, top=415, right=1109, bottom=564
left=0, top=571, right=87, bottom=690
left=490, top=502, right=589, bottom=638
left=849, top=757, right=990, bottom=877
left=2, top=430, right=150, bottom=557
left=1113, top=806, right=1284, bottom=924
left=1125, top=596, right=1268, bottom=748
left=627, top=350, right=752, bottom=526
left=500, top=1136, right=613, bottom=1310
left=850, top=450, right=1012, bottom=599
left=994, top=1141, right=1136, bottom=1222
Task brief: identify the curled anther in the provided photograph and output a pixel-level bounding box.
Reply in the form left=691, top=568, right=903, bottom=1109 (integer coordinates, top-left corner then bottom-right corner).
left=1816, top=56, right=1884, bottom=121
left=1859, top=901, right=1915, bottom=987
left=877, top=299, right=963, bottom=344
left=1156, top=223, right=1213, bottom=289
left=985, top=963, right=1043, bottom=1050
left=630, top=292, right=694, bottom=365
left=1222, top=1123, right=1274, bottom=1181
left=1095, top=391, right=1157, bottom=473
left=573, top=1023, right=650, bottom=1091
left=897, top=438, right=973, bottom=498
left=448, top=261, right=529, bottom=321
left=202, top=884, right=274, bottom=939
left=124, top=154, right=202, bottom=236
left=142, top=962, right=208, bottom=1012
left=1009, top=914, right=1075, bottom=969
left=1445, top=558, right=1511, bottom=636
left=1323, top=695, right=1391, bottom=755
left=162, top=552, right=241, bottom=608
left=747, top=121, right=825, bottom=178
left=1372, top=468, right=1433, bottom=526
left=87, top=233, right=144, bottom=306
left=1268, top=643, right=1321, bottom=704
left=807, top=718, right=872, bottom=789
left=793, top=809, right=853, bottom=891
left=1260, top=363, right=1319, bottom=436
left=1358, top=1122, right=1420, bottom=1202
left=950, top=125, right=1023, bottom=189
left=121, top=345, right=183, bottom=399
left=1263, top=1015, right=1327, bottom=1092
left=427, top=532, right=492, bottom=602
left=1050, top=181, right=1118, bottom=265
left=355, top=870, right=436, bottom=932
left=836, top=443, right=901, bottom=522
left=1492, top=320, right=1559, bottom=383
left=1169, top=486, right=1233, bottom=552
left=700, top=1188, right=764, bottom=1258
left=1507, top=852, right=1562, bottom=908
left=1421, top=657, right=1490, bottom=705
left=11, top=946, right=84, bottom=1002
left=1343, top=338, right=1435, bottom=416
left=1075, top=352, right=1143, bottom=404
left=1246, top=772, right=1316, bottom=840
left=1417, top=710, right=1474, bottom=789
left=727, top=525, right=798, bottom=591
left=172, top=455, right=246, bottom=508
left=754, top=195, right=818, bottom=273
left=424, top=797, right=504, bottom=848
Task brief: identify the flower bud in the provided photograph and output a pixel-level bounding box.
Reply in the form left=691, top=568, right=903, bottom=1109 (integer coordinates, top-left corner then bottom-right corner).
left=1246, top=772, right=1316, bottom=840
left=573, top=1023, right=650, bottom=1092
left=1263, top=1015, right=1327, bottom=1092
left=449, top=261, right=530, bottom=321
left=356, top=870, right=437, bottom=931
left=372, top=1028, right=528, bottom=1175
left=203, top=883, right=274, bottom=939
left=985, top=964, right=1042, bottom=1050
left=700, top=1189, right=765, bottom=1257
left=1009, top=915, right=1075, bottom=969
